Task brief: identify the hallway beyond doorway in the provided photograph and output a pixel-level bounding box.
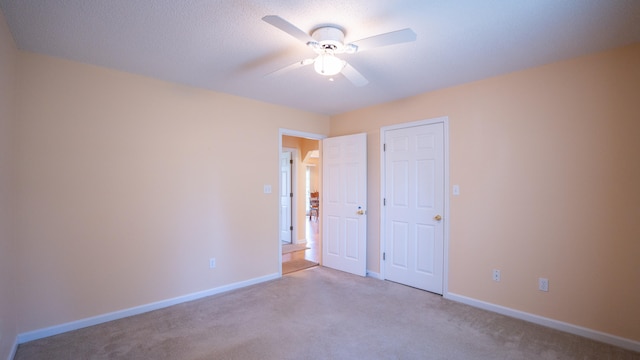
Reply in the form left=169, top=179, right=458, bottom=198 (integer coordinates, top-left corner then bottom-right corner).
left=282, top=218, right=319, bottom=273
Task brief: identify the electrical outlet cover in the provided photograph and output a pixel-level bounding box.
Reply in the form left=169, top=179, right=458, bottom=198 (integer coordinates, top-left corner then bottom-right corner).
left=538, top=278, right=549, bottom=292
left=492, top=269, right=501, bottom=282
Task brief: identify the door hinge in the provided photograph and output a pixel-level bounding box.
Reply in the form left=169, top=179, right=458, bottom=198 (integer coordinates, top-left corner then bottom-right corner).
left=383, top=252, right=386, bottom=261
left=383, top=143, right=386, bottom=151
left=383, top=198, right=386, bottom=206
left=290, top=226, right=293, bottom=231
left=290, top=159, right=293, bottom=164
left=290, top=192, right=293, bottom=198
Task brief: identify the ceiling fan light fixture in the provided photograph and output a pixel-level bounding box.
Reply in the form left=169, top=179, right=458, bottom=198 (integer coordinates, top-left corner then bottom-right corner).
left=314, top=53, right=345, bottom=76
left=263, top=15, right=417, bottom=86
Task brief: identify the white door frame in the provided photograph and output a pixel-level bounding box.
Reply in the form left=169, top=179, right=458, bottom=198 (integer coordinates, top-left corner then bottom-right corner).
left=278, top=129, right=326, bottom=276
left=379, top=117, right=450, bottom=295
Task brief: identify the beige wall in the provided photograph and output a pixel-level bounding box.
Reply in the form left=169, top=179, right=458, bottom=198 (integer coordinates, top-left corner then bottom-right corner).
left=0, top=8, right=18, bottom=360
left=330, top=44, right=640, bottom=342
left=3, top=10, right=638, bottom=350
left=14, top=52, right=329, bottom=333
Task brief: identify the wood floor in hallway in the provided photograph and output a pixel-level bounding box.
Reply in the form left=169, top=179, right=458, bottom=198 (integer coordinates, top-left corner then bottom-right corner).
left=282, top=218, right=319, bottom=270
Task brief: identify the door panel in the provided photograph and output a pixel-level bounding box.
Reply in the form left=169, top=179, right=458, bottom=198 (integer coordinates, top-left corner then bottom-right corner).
left=345, top=218, right=360, bottom=259
left=279, top=152, right=292, bottom=243
left=326, top=215, right=340, bottom=256
left=384, top=123, right=444, bottom=293
left=416, top=224, right=435, bottom=274
left=322, top=133, right=367, bottom=276
left=391, top=221, right=408, bottom=268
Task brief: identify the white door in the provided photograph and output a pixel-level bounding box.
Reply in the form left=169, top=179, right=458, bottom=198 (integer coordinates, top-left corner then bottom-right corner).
left=280, top=151, right=292, bottom=243
left=322, top=133, right=367, bottom=276
left=383, top=122, right=444, bottom=293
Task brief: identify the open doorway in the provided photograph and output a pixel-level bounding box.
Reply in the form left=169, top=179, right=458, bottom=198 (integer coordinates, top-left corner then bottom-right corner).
left=280, top=131, right=323, bottom=275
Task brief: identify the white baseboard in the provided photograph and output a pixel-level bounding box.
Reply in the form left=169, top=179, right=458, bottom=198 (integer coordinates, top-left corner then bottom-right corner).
left=366, top=271, right=381, bottom=280
left=7, top=338, right=17, bottom=360
left=445, top=292, right=640, bottom=353
left=17, top=272, right=280, bottom=344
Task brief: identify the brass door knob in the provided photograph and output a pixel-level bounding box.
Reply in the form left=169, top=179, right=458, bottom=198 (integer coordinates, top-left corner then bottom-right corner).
left=434, top=214, right=442, bottom=221
left=357, top=209, right=365, bottom=215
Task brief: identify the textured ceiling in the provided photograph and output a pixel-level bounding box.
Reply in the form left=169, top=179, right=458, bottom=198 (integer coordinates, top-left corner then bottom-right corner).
left=1, top=0, right=639, bottom=115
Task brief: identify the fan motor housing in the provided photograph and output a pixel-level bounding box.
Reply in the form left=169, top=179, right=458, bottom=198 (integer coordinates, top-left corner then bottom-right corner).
left=311, top=26, right=345, bottom=51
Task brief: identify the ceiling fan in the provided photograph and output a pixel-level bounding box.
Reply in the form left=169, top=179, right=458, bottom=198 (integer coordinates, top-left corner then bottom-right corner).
left=262, top=15, right=417, bottom=86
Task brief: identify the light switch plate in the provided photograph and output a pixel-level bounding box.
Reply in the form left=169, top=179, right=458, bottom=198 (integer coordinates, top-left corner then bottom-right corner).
left=263, top=185, right=272, bottom=194
left=453, top=185, right=460, bottom=196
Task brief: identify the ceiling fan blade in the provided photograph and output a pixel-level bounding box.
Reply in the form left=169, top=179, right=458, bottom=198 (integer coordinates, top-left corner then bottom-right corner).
left=341, top=63, right=369, bottom=87
left=262, top=15, right=314, bottom=44
left=266, top=59, right=314, bottom=77
left=349, top=28, right=416, bottom=52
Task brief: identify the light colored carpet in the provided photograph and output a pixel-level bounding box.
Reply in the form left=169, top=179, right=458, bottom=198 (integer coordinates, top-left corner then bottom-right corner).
left=282, top=258, right=318, bottom=274
left=14, top=267, right=639, bottom=360
left=281, top=243, right=309, bottom=254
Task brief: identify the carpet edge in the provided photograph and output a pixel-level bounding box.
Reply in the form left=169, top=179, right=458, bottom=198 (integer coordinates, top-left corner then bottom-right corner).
left=282, top=259, right=318, bottom=275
